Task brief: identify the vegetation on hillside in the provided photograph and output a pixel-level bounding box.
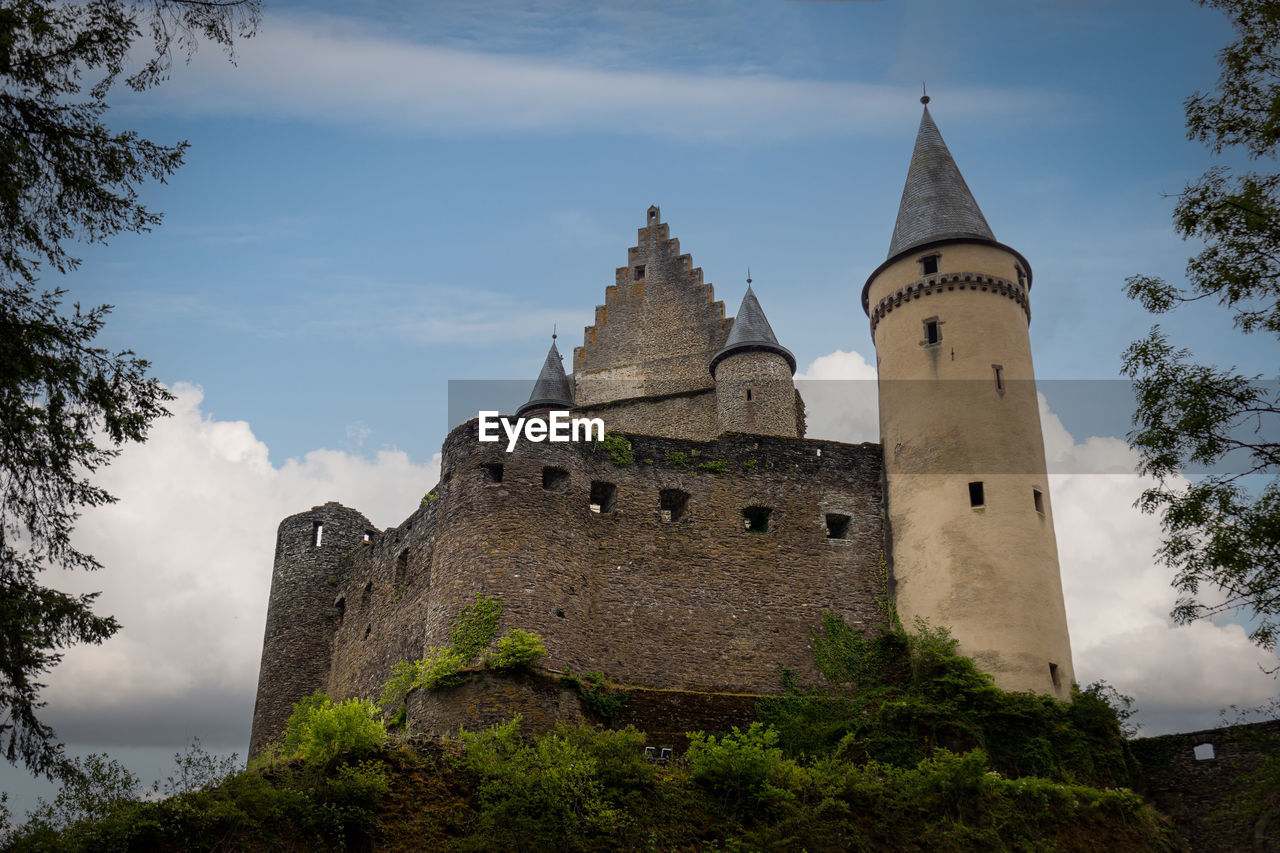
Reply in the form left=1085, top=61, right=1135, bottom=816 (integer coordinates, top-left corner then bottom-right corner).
left=0, top=613, right=1181, bottom=852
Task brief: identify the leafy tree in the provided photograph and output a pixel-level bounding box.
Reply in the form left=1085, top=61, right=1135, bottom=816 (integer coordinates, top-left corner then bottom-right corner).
left=1123, top=0, right=1280, bottom=653
left=0, top=0, right=258, bottom=777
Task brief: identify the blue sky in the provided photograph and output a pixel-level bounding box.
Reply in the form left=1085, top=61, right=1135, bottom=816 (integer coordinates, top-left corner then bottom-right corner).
left=6, top=0, right=1279, bottom=819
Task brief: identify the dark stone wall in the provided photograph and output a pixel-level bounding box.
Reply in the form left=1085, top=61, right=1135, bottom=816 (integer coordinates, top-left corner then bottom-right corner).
left=1134, top=719, right=1280, bottom=852
left=249, top=501, right=374, bottom=756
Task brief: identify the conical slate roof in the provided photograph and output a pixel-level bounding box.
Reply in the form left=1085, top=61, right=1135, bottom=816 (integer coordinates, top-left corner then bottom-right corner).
left=516, top=338, right=573, bottom=417
left=887, top=105, right=995, bottom=260
left=709, top=285, right=796, bottom=376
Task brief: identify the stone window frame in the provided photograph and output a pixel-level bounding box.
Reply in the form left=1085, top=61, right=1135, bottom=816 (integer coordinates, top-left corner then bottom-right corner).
left=919, top=253, right=941, bottom=276
left=742, top=505, right=772, bottom=533
left=922, top=316, right=943, bottom=347
left=825, top=513, right=852, bottom=540
left=480, top=462, right=504, bottom=484
left=659, top=488, right=690, bottom=522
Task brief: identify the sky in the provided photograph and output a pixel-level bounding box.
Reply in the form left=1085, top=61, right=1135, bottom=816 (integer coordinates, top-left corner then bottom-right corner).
left=5, top=0, right=1279, bottom=817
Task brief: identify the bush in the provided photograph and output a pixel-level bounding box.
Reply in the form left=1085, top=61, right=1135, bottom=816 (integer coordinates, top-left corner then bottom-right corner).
left=487, top=629, right=548, bottom=672
left=598, top=434, right=634, bottom=466
left=561, top=669, right=630, bottom=722
left=419, top=645, right=469, bottom=689
left=279, top=693, right=387, bottom=765
left=686, top=723, right=800, bottom=817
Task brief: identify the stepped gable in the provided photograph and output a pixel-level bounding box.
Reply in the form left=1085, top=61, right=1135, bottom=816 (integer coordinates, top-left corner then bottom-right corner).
left=887, top=104, right=995, bottom=260
left=573, top=206, right=732, bottom=406
left=516, top=337, right=573, bottom=417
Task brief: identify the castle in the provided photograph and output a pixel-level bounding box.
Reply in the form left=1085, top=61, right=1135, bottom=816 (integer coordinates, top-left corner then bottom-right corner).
left=249, top=99, right=1076, bottom=755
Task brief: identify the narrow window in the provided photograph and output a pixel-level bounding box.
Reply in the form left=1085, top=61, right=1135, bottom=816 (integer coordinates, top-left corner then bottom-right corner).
left=313, top=521, right=324, bottom=547
left=634, top=264, right=646, bottom=280
left=542, top=466, right=569, bottom=492
left=1033, top=488, right=1044, bottom=514
left=825, top=513, right=851, bottom=540
left=334, top=596, right=346, bottom=626
left=1193, top=743, right=1215, bottom=761
left=396, top=550, right=409, bottom=586
left=1049, top=662, right=1061, bottom=688
left=481, top=462, right=504, bottom=484
left=745, top=388, right=754, bottom=402
left=362, top=531, right=371, bottom=543
left=742, top=505, right=772, bottom=533
left=660, top=489, right=689, bottom=522
left=968, top=481, right=985, bottom=508
left=362, top=581, right=373, bottom=606
left=924, top=318, right=941, bottom=346
left=590, top=481, right=617, bottom=514
left=921, top=254, right=939, bottom=276
left=993, top=364, right=1005, bottom=393
left=364, top=624, right=372, bottom=639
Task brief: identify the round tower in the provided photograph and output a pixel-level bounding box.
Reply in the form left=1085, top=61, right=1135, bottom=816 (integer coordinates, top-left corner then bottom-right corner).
left=249, top=501, right=374, bottom=757
left=863, top=99, right=1074, bottom=698
left=711, top=281, right=799, bottom=437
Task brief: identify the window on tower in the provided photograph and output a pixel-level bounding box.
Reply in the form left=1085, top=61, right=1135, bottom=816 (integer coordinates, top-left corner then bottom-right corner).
left=924, top=318, right=941, bottom=346
left=1033, top=487, right=1045, bottom=514
left=920, top=254, right=940, bottom=276
left=993, top=364, right=1005, bottom=393
left=968, top=481, right=985, bottom=508
left=634, top=264, right=646, bottom=280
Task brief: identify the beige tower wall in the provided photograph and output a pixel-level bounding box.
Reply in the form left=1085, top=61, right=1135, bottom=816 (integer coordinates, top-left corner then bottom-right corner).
left=867, top=241, right=1075, bottom=698
left=714, top=351, right=799, bottom=437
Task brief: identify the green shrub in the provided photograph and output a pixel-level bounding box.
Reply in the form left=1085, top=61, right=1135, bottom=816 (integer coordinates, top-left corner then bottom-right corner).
left=487, top=629, right=548, bottom=672
left=686, top=723, right=800, bottom=817
left=280, top=693, right=387, bottom=765
left=698, top=460, right=728, bottom=473
left=561, top=669, right=630, bottom=722
left=598, top=434, right=635, bottom=466
left=419, top=645, right=469, bottom=689
left=378, top=658, right=422, bottom=716
left=664, top=451, right=689, bottom=467
left=451, top=593, right=503, bottom=661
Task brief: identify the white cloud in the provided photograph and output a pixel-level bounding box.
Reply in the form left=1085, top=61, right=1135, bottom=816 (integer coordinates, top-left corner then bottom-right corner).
left=124, top=12, right=1070, bottom=142
left=795, top=349, right=880, bottom=443
left=42, top=383, right=439, bottom=749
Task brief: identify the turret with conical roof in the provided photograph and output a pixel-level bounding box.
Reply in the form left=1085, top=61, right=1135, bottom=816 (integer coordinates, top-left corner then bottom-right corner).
left=516, top=335, right=574, bottom=419
left=861, top=98, right=1074, bottom=699
left=712, top=279, right=799, bottom=437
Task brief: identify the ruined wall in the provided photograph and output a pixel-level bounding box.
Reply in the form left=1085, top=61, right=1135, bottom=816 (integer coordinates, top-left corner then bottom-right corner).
left=1134, top=720, right=1280, bottom=853
left=249, top=501, right=374, bottom=756
left=572, top=206, right=733, bottom=414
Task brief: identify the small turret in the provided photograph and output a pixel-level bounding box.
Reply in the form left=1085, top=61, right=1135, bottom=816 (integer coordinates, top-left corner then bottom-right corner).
left=249, top=501, right=373, bottom=757
left=711, top=280, right=798, bottom=437
left=516, top=334, right=574, bottom=418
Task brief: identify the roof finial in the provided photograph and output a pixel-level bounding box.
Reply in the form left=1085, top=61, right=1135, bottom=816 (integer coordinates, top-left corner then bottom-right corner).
left=552, top=323, right=557, bottom=341
left=921, top=82, right=930, bottom=106
left=746, top=267, right=752, bottom=286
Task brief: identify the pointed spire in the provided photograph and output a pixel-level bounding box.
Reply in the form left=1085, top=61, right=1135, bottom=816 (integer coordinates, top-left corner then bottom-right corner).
left=516, top=335, right=573, bottom=418
left=887, top=103, right=995, bottom=260
left=709, top=282, right=796, bottom=377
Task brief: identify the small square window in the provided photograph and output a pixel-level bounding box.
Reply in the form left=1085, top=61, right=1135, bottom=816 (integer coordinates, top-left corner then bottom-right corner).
left=1193, top=743, right=1215, bottom=761
left=921, top=255, right=939, bottom=276
left=543, top=466, right=569, bottom=492
left=590, top=481, right=617, bottom=514
left=1033, top=488, right=1044, bottom=514
left=742, top=505, right=772, bottom=533
left=481, top=462, right=504, bottom=484
left=660, top=489, right=689, bottom=522
left=968, top=481, right=985, bottom=508
left=825, top=513, right=851, bottom=540
left=634, top=264, right=646, bottom=280
left=924, top=318, right=941, bottom=346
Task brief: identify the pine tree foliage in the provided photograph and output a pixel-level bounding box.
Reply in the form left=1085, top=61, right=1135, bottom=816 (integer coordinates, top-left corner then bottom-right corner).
left=1123, top=0, right=1280, bottom=652
left=0, top=0, right=257, bottom=778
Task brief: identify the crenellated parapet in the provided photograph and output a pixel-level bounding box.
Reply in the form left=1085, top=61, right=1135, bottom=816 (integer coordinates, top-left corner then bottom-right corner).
left=868, top=272, right=1029, bottom=335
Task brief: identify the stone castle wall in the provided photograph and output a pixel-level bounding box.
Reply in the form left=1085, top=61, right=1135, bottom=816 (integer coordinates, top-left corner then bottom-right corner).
left=249, top=419, right=887, bottom=751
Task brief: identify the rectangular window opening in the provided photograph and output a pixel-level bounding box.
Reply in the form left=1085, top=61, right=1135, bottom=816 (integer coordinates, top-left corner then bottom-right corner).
left=742, top=505, right=772, bottom=533
left=313, top=521, right=324, bottom=547
left=660, top=489, right=689, bottom=522
left=396, top=550, right=410, bottom=586
left=590, top=481, right=617, bottom=514
left=968, top=481, right=985, bottom=508
left=993, top=364, right=1005, bottom=393
left=825, top=513, right=851, bottom=540
left=542, top=466, right=569, bottom=492
left=1049, top=662, right=1061, bottom=688
left=921, top=255, right=939, bottom=276
left=634, top=264, right=646, bottom=280
left=1033, top=487, right=1044, bottom=514
left=481, top=462, right=504, bottom=484
left=924, top=318, right=941, bottom=346
left=745, top=388, right=754, bottom=402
